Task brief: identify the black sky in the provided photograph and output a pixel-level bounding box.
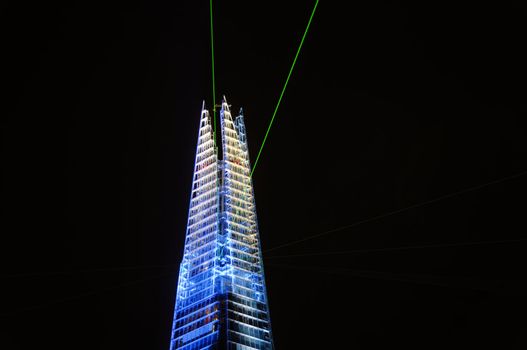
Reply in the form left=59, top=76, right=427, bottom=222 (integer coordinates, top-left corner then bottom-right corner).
left=3, top=0, right=527, bottom=349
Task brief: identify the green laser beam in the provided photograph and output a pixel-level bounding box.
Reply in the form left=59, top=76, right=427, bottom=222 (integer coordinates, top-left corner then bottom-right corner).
left=250, top=0, right=319, bottom=177
left=0, top=271, right=177, bottom=315
left=265, top=263, right=510, bottom=293
left=264, top=238, right=527, bottom=259
left=263, top=169, right=527, bottom=253
left=210, top=0, right=216, bottom=138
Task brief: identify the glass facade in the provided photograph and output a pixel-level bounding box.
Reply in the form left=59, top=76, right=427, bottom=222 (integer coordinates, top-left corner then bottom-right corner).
left=169, top=97, right=274, bottom=350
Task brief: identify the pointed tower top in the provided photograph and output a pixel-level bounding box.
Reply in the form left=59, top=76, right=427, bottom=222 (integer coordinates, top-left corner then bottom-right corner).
left=221, top=95, right=231, bottom=113
left=201, top=100, right=209, bottom=115
left=238, top=107, right=243, bottom=116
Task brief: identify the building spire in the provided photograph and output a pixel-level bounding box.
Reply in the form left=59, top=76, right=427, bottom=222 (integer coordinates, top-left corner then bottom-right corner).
left=221, top=95, right=230, bottom=113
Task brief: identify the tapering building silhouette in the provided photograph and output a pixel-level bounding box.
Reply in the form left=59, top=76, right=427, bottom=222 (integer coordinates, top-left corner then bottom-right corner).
left=169, top=97, right=274, bottom=350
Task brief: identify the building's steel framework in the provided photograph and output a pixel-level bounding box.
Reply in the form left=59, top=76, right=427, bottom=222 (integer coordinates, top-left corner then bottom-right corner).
left=170, top=97, right=273, bottom=350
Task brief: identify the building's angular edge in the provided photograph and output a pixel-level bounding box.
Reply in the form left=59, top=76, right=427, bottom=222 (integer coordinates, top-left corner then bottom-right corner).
left=170, top=103, right=221, bottom=350
left=233, top=107, right=275, bottom=350
left=219, top=97, right=273, bottom=349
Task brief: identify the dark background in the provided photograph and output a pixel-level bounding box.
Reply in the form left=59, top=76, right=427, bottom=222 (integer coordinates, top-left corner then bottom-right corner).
left=2, top=0, right=527, bottom=349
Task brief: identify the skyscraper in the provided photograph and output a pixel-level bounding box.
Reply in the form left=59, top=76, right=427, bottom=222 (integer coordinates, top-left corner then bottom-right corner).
left=169, top=97, right=274, bottom=350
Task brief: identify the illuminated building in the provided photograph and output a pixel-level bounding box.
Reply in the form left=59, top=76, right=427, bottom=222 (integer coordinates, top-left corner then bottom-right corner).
left=169, top=97, right=274, bottom=349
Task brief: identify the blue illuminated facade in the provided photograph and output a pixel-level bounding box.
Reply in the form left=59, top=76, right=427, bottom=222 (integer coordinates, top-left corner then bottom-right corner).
left=169, top=97, right=274, bottom=350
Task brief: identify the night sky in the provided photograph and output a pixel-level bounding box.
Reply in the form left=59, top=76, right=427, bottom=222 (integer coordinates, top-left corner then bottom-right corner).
left=3, top=0, right=527, bottom=349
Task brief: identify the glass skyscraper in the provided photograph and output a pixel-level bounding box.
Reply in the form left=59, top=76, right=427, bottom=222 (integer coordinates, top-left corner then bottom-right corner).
left=169, top=97, right=274, bottom=350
